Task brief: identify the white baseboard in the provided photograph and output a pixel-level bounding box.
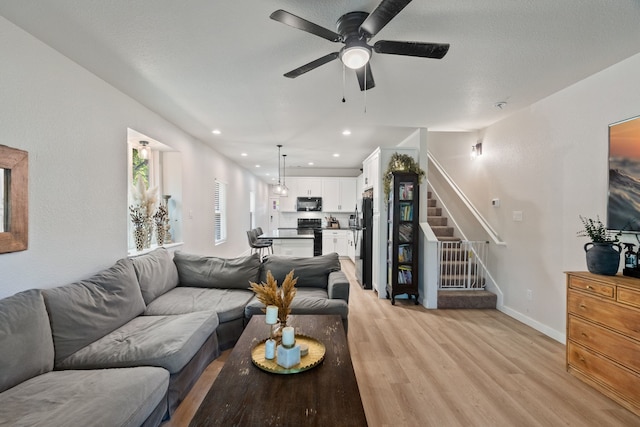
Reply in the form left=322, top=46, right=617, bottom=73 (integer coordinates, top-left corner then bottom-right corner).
left=498, top=305, right=565, bottom=344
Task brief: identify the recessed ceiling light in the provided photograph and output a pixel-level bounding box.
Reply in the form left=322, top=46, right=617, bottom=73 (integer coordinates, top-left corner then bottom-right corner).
left=342, top=130, right=351, bottom=136
left=241, top=152, right=248, bottom=157
left=333, top=153, right=340, bottom=157
left=255, top=164, right=260, bottom=168
left=308, top=162, right=314, bottom=166
left=212, top=129, right=221, bottom=135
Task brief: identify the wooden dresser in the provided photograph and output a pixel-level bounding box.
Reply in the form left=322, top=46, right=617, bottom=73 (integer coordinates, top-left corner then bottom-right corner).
left=566, top=272, right=640, bottom=416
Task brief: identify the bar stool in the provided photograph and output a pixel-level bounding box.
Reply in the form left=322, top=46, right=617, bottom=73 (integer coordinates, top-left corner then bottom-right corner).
left=247, top=229, right=272, bottom=258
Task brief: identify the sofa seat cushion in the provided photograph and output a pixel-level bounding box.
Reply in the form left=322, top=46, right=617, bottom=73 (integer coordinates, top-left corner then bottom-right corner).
left=245, top=288, right=349, bottom=320
left=0, top=367, right=168, bottom=427
left=131, top=247, right=179, bottom=305
left=56, top=312, right=219, bottom=374
left=259, top=253, right=340, bottom=288
left=0, top=289, right=54, bottom=394
left=144, top=287, right=254, bottom=324
left=42, top=259, right=146, bottom=366
left=174, top=252, right=261, bottom=289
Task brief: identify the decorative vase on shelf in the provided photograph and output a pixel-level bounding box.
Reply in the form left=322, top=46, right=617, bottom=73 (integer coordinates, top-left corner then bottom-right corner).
left=144, top=219, right=153, bottom=248
left=584, top=242, right=621, bottom=276
left=133, top=223, right=145, bottom=252
left=156, top=223, right=165, bottom=246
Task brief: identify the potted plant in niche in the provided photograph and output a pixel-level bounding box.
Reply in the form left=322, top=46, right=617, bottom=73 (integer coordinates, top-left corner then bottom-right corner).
left=577, top=215, right=621, bottom=275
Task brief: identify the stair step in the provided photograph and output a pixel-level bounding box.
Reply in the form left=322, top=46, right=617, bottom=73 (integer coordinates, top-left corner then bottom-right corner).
left=431, top=226, right=454, bottom=237
left=437, top=290, right=496, bottom=309
left=427, top=199, right=437, bottom=207
left=427, top=191, right=432, bottom=199
left=427, top=216, right=448, bottom=226
left=427, top=207, right=442, bottom=216
left=437, top=236, right=462, bottom=242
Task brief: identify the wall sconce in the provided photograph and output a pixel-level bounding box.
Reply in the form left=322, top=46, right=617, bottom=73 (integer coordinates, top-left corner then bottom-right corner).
left=139, top=140, right=150, bottom=160
left=471, top=142, right=483, bottom=159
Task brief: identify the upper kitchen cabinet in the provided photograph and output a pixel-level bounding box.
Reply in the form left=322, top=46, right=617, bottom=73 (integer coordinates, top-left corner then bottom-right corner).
left=296, top=178, right=322, bottom=197
left=322, top=178, right=357, bottom=212
left=362, top=150, right=380, bottom=190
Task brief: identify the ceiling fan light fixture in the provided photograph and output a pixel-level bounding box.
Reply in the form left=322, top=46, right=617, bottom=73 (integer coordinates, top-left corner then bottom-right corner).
left=341, top=44, right=371, bottom=69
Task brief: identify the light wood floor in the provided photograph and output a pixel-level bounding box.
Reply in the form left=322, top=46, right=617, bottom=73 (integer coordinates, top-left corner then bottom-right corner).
left=163, top=260, right=640, bottom=427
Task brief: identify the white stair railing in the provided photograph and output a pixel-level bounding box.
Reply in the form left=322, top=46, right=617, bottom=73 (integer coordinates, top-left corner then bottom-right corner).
left=437, top=240, right=489, bottom=289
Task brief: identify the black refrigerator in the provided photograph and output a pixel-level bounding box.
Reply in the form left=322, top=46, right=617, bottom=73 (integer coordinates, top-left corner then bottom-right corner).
left=356, top=196, right=373, bottom=289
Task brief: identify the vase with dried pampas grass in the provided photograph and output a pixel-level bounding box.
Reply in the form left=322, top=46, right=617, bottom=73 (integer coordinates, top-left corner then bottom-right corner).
left=130, top=178, right=158, bottom=249
left=250, top=269, right=297, bottom=333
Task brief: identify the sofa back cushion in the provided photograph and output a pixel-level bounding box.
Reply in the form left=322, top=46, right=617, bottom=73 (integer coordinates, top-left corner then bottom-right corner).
left=0, top=289, right=54, bottom=393
left=173, top=252, right=261, bottom=289
left=42, top=258, right=146, bottom=366
left=131, top=247, right=179, bottom=304
left=259, top=253, right=340, bottom=288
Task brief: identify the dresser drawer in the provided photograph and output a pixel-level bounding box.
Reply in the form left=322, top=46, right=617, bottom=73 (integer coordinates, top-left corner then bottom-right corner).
left=618, top=285, right=640, bottom=309
left=568, top=275, right=615, bottom=299
left=567, top=290, right=640, bottom=342
left=568, top=315, right=640, bottom=374
left=568, top=342, right=640, bottom=408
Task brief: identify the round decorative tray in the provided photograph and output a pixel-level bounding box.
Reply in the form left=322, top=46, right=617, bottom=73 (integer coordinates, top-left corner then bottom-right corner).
left=251, top=334, right=326, bottom=374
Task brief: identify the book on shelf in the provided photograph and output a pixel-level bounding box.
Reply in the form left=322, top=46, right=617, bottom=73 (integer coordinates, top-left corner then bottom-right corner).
left=399, top=203, right=413, bottom=221
left=398, top=265, right=412, bottom=284
left=398, top=223, right=413, bottom=243
left=398, top=244, right=413, bottom=263
left=399, top=183, right=414, bottom=200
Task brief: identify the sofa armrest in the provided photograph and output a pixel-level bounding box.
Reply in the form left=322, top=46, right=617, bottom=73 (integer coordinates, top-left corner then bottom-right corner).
left=327, top=271, right=350, bottom=302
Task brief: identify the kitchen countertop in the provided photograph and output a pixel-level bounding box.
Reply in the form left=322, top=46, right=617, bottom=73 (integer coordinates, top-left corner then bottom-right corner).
left=258, top=229, right=315, bottom=239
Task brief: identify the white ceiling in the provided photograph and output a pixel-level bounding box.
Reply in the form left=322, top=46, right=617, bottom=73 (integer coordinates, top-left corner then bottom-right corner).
left=2, top=1, right=640, bottom=181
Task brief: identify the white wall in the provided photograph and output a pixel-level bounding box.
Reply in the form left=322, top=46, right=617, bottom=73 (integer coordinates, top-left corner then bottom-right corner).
left=428, top=52, right=640, bottom=341
left=0, top=17, right=269, bottom=299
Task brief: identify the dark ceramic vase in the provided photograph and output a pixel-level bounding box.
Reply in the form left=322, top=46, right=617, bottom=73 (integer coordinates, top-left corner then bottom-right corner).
left=584, top=242, right=621, bottom=276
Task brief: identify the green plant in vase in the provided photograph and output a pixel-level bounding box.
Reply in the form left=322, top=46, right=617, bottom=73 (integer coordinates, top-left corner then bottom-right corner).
left=577, top=215, right=621, bottom=276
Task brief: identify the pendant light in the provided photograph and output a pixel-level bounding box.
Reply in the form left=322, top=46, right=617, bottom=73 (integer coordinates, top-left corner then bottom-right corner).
left=281, top=154, right=289, bottom=196
left=139, top=141, right=150, bottom=160
left=275, top=144, right=283, bottom=194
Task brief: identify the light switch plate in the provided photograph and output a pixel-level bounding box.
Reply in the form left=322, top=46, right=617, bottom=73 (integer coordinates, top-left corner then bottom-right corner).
left=513, top=211, right=523, bottom=221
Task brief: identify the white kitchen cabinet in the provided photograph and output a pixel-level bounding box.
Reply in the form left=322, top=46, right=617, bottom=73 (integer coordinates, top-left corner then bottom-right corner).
left=347, top=230, right=356, bottom=262
left=362, top=151, right=379, bottom=190
left=296, top=178, right=322, bottom=197
left=322, top=230, right=348, bottom=257
left=322, top=178, right=357, bottom=212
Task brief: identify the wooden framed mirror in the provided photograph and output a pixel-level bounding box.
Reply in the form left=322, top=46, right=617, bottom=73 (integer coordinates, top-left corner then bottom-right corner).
left=0, top=145, right=28, bottom=253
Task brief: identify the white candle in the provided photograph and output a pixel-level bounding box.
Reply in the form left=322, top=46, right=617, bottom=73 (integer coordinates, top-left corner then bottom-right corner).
left=265, top=339, right=275, bottom=360
left=282, top=326, right=295, bottom=347
left=265, top=305, right=278, bottom=325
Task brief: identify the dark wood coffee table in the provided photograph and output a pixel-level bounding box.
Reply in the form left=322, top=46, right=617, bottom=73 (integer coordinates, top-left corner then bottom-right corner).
left=189, top=315, right=367, bottom=426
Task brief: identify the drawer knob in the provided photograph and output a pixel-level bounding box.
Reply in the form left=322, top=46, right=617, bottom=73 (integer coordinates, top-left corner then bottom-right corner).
left=579, top=304, right=587, bottom=309
left=586, top=285, right=592, bottom=289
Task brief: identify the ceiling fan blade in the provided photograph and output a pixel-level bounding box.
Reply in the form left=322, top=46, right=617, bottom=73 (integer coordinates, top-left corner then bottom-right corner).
left=283, top=52, right=340, bottom=78
left=359, top=0, right=412, bottom=38
left=270, top=10, right=342, bottom=42
left=355, top=63, right=376, bottom=91
left=373, top=40, right=450, bottom=59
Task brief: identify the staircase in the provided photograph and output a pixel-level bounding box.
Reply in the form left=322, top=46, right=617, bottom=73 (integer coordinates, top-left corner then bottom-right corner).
left=426, top=191, right=497, bottom=309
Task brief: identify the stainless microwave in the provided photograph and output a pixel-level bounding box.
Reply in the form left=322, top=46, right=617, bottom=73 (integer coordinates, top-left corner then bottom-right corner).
left=296, top=197, right=322, bottom=211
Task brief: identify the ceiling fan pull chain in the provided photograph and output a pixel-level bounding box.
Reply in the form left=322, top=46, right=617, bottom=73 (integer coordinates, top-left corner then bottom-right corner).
left=364, top=65, right=367, bottom=113
left=342, top=63, right=346, bottom=103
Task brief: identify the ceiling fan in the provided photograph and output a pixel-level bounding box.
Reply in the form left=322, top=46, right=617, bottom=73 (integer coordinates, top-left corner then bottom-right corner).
left=270, top=0, right=450, bottom=91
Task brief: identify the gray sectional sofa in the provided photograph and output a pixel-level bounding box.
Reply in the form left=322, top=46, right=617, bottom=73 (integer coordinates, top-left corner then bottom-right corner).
left=0, top=248, right=350, bottom=427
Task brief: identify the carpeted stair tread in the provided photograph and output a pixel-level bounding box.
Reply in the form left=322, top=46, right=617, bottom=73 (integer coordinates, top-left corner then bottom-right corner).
left=437, top=290, right=497, bottom=309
